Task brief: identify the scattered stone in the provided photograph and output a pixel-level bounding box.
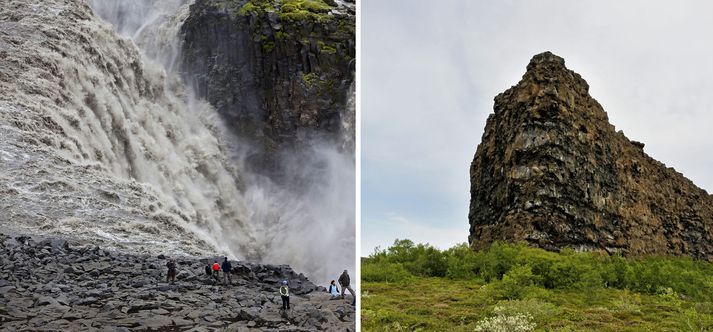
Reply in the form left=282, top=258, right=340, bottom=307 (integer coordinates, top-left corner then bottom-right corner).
left=0, top=234, right=352, bottom=330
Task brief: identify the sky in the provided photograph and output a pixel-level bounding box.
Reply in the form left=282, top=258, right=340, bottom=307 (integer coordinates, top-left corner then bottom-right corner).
left=361, top=0, right=713, bottom=256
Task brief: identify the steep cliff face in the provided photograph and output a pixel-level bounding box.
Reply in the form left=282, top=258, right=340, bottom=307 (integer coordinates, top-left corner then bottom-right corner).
left=180, top=0, right=355, bottom=157
left=469, top=52, right=713, bottom=260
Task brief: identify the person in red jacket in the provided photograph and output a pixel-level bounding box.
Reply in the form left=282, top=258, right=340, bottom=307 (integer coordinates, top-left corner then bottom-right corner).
left=212, top=260, right=220, bottom=280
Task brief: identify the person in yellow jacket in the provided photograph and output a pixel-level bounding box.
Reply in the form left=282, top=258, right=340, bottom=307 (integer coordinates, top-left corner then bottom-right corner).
left=279, top=280, right=290, bottom=310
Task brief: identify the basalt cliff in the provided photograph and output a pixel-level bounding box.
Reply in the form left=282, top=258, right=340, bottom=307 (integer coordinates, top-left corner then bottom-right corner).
left=181, top=0, right=355, bottom=172
left=469, top=52, right=713, bottom=260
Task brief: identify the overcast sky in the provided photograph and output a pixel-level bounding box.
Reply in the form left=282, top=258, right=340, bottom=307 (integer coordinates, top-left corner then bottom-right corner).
left=361, top=0, right=713, bottom=256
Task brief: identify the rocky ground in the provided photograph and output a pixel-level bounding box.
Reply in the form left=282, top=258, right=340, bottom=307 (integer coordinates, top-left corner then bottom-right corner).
left=0, top=234, right=356, bottom=331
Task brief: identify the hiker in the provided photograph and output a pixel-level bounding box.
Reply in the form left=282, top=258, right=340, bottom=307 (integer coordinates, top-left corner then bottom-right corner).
left=339, top=270, right=356, bottom=305
left=212, top=260, right=220, bottom=280
left=221, top=257, right=232, bottom=285
left=328, top=280, right=340, bottom=299
left=279, top=280, right=290, bottom=310
left=166, top=259, right=177, bottom=284
left=204, top=265, right=212, bottom=279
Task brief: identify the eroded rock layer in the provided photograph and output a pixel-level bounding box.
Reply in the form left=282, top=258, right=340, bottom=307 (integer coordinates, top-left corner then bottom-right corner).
left=469, top=52, right=713, bottom=260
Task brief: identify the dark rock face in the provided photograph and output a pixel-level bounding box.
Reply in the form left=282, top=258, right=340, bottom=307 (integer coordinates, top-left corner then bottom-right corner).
left=469, top=52, right=713, bottom=260
left=180, top=0, right=355, bottom=157
left=0, top=234, right=355, bottom=330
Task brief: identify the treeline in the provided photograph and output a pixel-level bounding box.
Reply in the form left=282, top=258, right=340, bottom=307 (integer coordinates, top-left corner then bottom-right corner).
left=362, top=239, right=713, bottom=301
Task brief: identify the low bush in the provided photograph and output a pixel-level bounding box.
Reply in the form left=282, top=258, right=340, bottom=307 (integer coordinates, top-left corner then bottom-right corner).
left=363, top=239, right=713, bottom=301
left=362, top=261, right=411, bottom=283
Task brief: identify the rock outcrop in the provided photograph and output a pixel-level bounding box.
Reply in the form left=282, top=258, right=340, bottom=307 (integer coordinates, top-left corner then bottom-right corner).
left=180, top=0, right=355, bottom=164
left=0, top=234, right=356, bottom=331
left=469, top=52, right=713, bottom=260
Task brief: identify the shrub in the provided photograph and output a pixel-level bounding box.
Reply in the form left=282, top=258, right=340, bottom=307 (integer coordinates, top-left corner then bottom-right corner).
left=445, top=243, right=480, bottom=279
left=362, top=262, right=411, bottom=283
left=365, top=238, right=713, bottom=302
left=479, top=242, right=521, bottom=282
left=499, top=265, right=539, bottom=300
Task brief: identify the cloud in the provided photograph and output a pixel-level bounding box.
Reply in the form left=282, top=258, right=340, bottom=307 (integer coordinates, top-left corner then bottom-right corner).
left=362, top=0, right=713, bottom=255
left=361, top=213, right=468, bottom=257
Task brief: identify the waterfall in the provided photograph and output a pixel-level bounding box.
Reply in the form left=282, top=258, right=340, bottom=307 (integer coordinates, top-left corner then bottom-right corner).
left=0, top=0, right=354, bottom=283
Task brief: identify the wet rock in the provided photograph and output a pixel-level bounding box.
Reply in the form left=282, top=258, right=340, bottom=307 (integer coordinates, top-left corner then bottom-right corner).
left=36, top=296, right=57, bottom=306
left=0, top=234, right=354, bottom=330
left=181, top=0, right=355, bottom=172
left=173, top=318, right=193, bottom=326
left=75, top=297, right=99, bottom=306
left=39, top=238, right=69, bottom=251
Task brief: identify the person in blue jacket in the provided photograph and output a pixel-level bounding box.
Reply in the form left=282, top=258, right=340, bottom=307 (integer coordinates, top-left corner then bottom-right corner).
left=328, top=280, right=340, bottom=299
left=221, top=257, right=232, bottom=285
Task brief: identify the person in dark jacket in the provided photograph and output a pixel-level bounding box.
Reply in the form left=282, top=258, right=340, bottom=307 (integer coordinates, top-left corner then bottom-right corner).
left=221, top=257, right=232, bottom=285
left=338, top=270, right=355, bottom=305
left=166, top=259, right=177, bottom=284
left=204, top=265, right=213, bottom=283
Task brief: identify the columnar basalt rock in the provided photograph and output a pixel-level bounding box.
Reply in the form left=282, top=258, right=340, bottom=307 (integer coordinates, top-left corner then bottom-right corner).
left=469, top=52, right=713, bottom=260
left=180, top=0, right=355, bottom=154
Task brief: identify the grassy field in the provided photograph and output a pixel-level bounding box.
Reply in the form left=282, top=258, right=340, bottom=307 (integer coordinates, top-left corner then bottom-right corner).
left=361, top=241, right=713, bottom=331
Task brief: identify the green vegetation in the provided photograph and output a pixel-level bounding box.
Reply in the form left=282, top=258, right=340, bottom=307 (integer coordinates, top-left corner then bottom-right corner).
left=236, top=0, right=335, bottom=23
left=301, top=72, right=335, bottom=97
left=279, top=0, right=333, bottom=22
left=261, top=41, right=275, bottom=53
left=317, top=40, right=337, bottom=54
left=362, top=240, right=713, bottom=331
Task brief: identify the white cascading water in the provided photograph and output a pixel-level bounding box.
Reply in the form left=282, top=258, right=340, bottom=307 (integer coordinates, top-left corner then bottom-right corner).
left=0, top=0, right=354, bottom=284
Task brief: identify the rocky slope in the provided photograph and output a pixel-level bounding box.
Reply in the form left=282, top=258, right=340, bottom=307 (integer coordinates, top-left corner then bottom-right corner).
left=180, top=0, right=355, bottom=170
left=469, top=52, right=713, bottom=260
left=0, top=234, right=356, bottom=331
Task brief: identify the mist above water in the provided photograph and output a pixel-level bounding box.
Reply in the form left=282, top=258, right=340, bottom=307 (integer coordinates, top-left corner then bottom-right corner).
left=90, top=0, right=356, bottom=283
left=0, top=0, right=353, bottom=284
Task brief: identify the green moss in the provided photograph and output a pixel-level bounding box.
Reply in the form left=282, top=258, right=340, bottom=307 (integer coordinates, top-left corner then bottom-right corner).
left=300, top=72, right=335, bottom=98
left=262, top=41, right=276, bottom=53
left=274, top=31, right=288, bottom=41
left=316, top=40, right=337, bottom=54
left=237, top=2, right=260, bottom=15
left=278, top=0, right=334, bottom=23
left=301, top=72, right=319, bottom=88
left=237, top=0, right=336, bottom=23
left=236, top=0, right=276, bottom=16
left=320, top=44, right=337, bottom=54
left=297, top=0, right=332, bottom=13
